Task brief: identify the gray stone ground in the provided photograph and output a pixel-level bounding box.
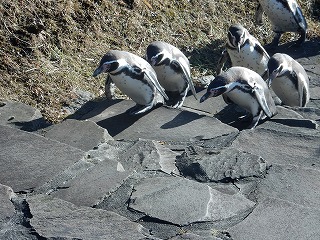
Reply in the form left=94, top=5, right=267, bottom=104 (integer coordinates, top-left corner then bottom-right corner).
left=0, top=40, right=319, bottom=239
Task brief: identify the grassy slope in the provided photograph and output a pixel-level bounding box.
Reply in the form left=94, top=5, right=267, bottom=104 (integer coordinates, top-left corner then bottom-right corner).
left=0, top=0, right=319, bottom=122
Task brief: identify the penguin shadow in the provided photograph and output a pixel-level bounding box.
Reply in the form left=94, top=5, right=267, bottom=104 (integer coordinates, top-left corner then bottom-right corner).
left=160, top=110, right=205, bottom=129
left=67, top=98, right=123, bottom=121
left=96, top=111, right=144, bottom=137
left=213, top=104, right=255, bottom=131
left=264, top=39, right=320, bottom=59
left=187, top=39, right=226, bottom=74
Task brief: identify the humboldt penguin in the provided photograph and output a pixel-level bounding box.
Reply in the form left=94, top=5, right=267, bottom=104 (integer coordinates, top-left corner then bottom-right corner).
left=217, top=23, right=270, bottom=79
left=255, top=0, right=307, bottom=46
left=267, top=53, right=310, bottom=107
left=93, top=50, right=169, bottom=115
left=200, top=66, right=277, bottom=129
left=146, top=41, right=197, bottom=108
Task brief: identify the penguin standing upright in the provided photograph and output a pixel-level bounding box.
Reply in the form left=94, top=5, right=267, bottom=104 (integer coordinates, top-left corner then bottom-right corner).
left=255, top=0, right=307, bottom=46
left=217, top=23, right=270, bottom=79
left=267, top=53, right=310, bottom=107
left=146, top=41, right=197, bottom=108
left=200, top=66, right=277, bottom=129
left=93, top=50, right=169, bottom=115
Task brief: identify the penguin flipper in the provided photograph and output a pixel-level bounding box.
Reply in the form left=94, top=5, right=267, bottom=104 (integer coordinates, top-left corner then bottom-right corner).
left=255, top=3, right=264, bottom=25
left=291, top=6, right=307, bottom=31
left=143, top=69, right=169, bottom=101
left=253, top=40, right=270, bottom=60
left=295, top=7, right=307, bottom=44
left=216, top=49, right=228, bottom=75
left=171, top=60, right=198, bottom=100
left=252, top=83, right=273, bottom=118
left=105, top=75, right=116, bottom=99
left=291, top=69, right=309, bottom=107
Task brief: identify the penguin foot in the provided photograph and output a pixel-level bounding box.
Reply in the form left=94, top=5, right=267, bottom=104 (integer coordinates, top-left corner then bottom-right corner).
left=125, top=104, right=150, bottom=115
left=268, top=32, right=282, bottom=48
left=126, top=103, right=162, bottom=115
left=248, top=111, right=264, bottom=129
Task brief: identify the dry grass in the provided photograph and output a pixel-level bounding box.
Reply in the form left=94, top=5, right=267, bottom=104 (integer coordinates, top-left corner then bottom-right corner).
left=0, top=0, right=319, bottom=122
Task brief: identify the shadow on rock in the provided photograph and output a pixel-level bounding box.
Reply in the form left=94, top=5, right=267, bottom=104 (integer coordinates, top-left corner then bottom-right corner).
left=160, top=110, right=204, bottom=129
left=10, top=118, right=51, bottom=132
left=265, top=39, right=320, bottom=59
left=213, top=104, right=250, bottom=131
left=67, top=99, right=123, bottom=121
left=97, top=111, right=144, bottom=137
left=270, top=118, right=318, bottom=129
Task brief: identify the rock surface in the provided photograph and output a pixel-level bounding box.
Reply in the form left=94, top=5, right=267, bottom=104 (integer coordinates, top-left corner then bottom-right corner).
left=27, top=194, right=152, bottom=240
left=0, top=40, right=319, bottom=239
left=0, top=125, right=85, bottom=192
left=41, top=119, right=113, bottom=151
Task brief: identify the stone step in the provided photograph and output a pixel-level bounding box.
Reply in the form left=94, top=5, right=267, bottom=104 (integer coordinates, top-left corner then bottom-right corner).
left=0, top=125, right=85, bottom=193
left=0, top=100, right=48, bottom=131
left=40, top=119, right=113, bottom=151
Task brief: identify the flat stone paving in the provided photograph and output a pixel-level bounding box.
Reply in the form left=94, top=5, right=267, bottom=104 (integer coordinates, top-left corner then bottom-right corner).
left=0, top=39, right=319, bottom=240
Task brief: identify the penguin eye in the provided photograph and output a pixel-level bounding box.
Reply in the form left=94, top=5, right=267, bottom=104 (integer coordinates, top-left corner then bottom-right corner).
left=102, top=63, right=111, bottom=72
left=278, top=65, right=283, bottom=73
left=151, top=54, right=163, bottom=65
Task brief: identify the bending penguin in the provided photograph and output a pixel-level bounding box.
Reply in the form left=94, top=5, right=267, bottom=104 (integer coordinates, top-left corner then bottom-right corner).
left=217, top=24, right=270, bottom=79
left=93, top=50, right=169, bottom=115
left=267, top=53, right=310, bottom=107
left=255, top=0, right=307, bottom=46
left=200, top=67, right=277, bottom=129
left=146, top=41, right=197, bottom=108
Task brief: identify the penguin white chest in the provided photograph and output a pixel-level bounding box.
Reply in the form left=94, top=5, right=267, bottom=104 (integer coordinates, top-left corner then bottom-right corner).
left=225, top=88, right=260, bottom=115
left=258, top=0, right=299, bottom=32
left=153, top=65, right=186, bottom=92
left=111, top=73, right=153, bottom=105
left=271, top=75, right=300, bottom=106
left=228, top=44, right=268, bottom=76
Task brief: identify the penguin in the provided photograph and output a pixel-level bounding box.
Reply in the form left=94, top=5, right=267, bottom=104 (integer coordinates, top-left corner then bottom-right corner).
left=93, top=50, right=169, bottom=115
left=217, top=24, right=270, bottom=79
left=267, top=53, right=310, bottom=107
left=200, top=66, right=277, bottom=129
left=255, top=0, right=307, bottom=46
left=146, top=41, right=197, bottom=108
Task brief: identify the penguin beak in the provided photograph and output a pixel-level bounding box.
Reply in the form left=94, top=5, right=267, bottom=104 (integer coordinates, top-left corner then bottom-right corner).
left=92, top=66, right=102, bottom=77
left=267, top=72, right=277, bottom=88
left=150, top=56, right=158, bottom=66
left=200, top=92, right=212, bottom=103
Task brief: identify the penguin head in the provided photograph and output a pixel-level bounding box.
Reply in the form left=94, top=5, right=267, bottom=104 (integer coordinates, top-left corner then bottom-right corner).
left=200, top=76, right=228, bottom=103
left=267, top=55, right=285, bottom=87
left=227, top=24, right=247, bottom=52
left=146, top=43, right=172, bottom=66
left=93, top=52, right=121, bottom=77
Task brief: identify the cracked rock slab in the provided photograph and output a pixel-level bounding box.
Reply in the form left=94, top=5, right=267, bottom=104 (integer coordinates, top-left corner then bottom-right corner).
left=257, top=164, right=320, bottom=209
left=27, top=194, right=153, bottom=240
left=129, top=176, right=255, bottom=226
left=228, top=197, right=320, bottom=240
left=231, top=126, right=320, bottom=170
left=42, top=119, right=113, bottom=151
left=51, top=158, right=132, bottom=207
left=118, top=139, right=180, bottom=174
left=0, top=125, right=85, bottom=192
left=176, top=147, right=267, bottom=182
